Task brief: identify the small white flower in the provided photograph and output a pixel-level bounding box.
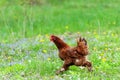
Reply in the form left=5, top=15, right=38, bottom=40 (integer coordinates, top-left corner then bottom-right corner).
left=28, top=60, right=31, bottom=63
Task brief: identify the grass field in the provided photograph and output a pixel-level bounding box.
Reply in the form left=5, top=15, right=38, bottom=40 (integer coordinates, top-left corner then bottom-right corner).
left=0, top=0, right=120, bottom=80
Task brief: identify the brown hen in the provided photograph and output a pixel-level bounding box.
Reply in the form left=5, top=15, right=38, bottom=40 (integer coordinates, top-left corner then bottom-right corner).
left=50, top=35, right=92, bottom=74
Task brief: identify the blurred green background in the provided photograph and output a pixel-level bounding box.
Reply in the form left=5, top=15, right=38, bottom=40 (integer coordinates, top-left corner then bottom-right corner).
left=0, top=0, right=120, bottom=42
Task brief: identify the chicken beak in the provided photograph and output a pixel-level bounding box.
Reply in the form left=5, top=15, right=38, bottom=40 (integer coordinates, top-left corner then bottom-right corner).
left=50, top=36, right=53, bottom=41
left=50, top=37, right=52, bottom=41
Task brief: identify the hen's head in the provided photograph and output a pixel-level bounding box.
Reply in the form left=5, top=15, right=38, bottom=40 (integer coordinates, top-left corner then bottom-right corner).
left=50, top=35, right=58, bottom=42
left=50, top=35, right=69, bottom=49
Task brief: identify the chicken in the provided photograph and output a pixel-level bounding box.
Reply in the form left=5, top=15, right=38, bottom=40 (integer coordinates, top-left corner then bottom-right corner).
left=50, top=35, right=92, bottom=74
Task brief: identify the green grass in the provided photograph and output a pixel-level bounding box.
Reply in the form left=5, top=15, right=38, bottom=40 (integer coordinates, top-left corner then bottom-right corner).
left=0, top=0, right=120, bottom=80
left=0, top=0, right=120, bottom=42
